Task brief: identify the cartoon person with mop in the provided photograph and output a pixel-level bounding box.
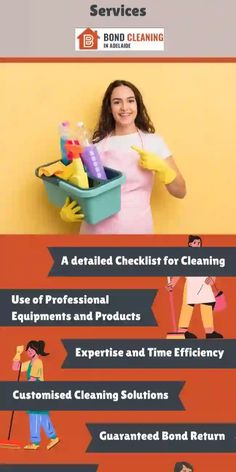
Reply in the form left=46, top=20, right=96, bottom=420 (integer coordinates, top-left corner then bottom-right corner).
left=167, top=235, right=223, bottom=339
left=12, top=340, right=60, bottom=450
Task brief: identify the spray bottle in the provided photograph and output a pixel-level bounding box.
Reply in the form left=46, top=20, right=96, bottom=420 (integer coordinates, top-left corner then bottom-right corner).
left=64, top=140, right=89, bottom=189
left=76, top=122, right=107, bottom=180
left=59, top=121, right=72, bottom=165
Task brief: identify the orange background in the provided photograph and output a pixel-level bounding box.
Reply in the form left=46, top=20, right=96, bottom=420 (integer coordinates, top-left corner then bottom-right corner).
left=0, top=234, right=236, bottom=471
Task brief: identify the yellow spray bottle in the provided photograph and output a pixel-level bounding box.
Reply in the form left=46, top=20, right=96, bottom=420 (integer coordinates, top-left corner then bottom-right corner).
left=65, top=140, right=89, bottom=189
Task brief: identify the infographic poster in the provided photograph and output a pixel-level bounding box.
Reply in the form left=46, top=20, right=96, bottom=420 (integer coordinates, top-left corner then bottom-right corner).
left=1, top=1, right=236, bottom=471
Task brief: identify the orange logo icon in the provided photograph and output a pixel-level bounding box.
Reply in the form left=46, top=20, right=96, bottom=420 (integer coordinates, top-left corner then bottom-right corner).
left=77, top=28, right=99, bottom=50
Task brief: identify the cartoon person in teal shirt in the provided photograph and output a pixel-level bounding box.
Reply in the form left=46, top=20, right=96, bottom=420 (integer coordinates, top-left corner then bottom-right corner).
left=12, top=340, right=60, bottom=450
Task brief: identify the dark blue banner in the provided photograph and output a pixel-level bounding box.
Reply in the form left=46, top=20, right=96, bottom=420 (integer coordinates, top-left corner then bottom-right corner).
left=0, top=381, right=184, bottom=411
left=0, top=289, right=157, bottom=326
left=0, top=467, right=98, bottom=472
left=62, top=339, right=236, bottom=369
left=48, top=247, right=234, bottom=277
left=87, top=423, right=236, bottom=452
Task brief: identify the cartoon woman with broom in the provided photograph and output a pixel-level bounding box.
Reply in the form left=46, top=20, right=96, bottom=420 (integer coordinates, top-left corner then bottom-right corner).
left=12, top=340, right=60, bottom=450
left=167, top=235, right=224, bottom=339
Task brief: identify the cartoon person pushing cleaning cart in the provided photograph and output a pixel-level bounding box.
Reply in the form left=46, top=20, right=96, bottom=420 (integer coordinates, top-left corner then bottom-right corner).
left=12, top=340, right=60, bottom=450
left=167, top=235, right=224, bottom=339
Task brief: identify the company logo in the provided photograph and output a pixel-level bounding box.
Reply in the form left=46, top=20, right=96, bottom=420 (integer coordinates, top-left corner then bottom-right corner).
left=75, top=28, right=164, bottom=52
left=77, top=27, right=99, bottom=50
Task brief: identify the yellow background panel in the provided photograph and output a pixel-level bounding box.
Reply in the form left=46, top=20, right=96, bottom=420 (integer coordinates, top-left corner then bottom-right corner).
left=0, top=63, right=235, bottom=234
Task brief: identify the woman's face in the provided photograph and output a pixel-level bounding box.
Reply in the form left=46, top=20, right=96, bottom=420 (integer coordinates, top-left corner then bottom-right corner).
left=189, top=239, right=201, bottom=248
left=110, top=85, right=138, bottom=130
left=27, top=346, right=37, bottom=359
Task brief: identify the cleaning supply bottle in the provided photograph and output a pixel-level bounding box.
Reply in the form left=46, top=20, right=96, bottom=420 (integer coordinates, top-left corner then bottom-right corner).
left=59, top=121, right=71, bottom=165
left=76, top=121, right=107, bottom=180
left=69, top=156, right=89, bottom=189
left=65, top=140, right=89, bottom=189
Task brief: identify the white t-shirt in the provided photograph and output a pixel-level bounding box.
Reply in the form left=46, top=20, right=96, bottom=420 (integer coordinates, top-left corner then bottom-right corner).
left=95, top=131, right=172, bottom=160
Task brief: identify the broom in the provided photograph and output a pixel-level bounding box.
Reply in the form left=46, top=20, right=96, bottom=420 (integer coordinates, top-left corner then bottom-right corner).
left=166, top=276, right=185, bottom=339
left=0, top=363, right=22, bottom=449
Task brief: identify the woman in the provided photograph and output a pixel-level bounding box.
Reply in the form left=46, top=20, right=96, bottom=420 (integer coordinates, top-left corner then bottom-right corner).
left=174, top=462, right=194, bottom=472
left=12, top=340, right=60, bottom=450
left=61, top=79, right=186, bottom=233
left=167, top=235, right=223, bottom=339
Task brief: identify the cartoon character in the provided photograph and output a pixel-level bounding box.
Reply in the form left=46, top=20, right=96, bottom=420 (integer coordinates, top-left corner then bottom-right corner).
left=12, top=340, right=60, bottom=450
left=174, top=462, right=194, bottom=472
left=167, top=235, right=223, bottom=339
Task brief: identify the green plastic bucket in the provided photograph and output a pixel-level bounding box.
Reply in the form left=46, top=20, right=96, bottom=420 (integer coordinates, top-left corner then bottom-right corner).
left=36, top=161, right=125, bottom=225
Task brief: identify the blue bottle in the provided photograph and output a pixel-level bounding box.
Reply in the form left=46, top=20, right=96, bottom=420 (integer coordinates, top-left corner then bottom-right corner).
left=59, top=121, right=71, bottom=165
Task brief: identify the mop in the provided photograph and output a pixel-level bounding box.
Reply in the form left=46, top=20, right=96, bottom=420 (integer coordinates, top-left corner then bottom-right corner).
left=166, top=277, right=185, bottom=339
left=0, top=364, right=22, bottom=449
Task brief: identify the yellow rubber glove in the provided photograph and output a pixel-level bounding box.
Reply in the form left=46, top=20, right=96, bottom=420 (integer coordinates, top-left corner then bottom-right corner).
left=131, top=145, right=177, bottom=184
left=13, top=345, right=24, bottom=361
left=60, top=197, right=84, bottom=223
